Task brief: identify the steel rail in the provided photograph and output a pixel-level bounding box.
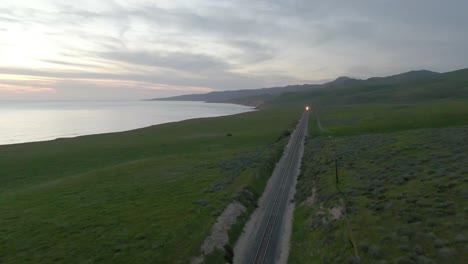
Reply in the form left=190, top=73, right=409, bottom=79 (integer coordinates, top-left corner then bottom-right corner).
left=251, top=112, right=307, bottom=264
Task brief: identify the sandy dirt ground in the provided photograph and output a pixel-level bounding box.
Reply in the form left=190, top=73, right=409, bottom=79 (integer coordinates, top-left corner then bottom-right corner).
left=191, top=202, right=246, bottom=264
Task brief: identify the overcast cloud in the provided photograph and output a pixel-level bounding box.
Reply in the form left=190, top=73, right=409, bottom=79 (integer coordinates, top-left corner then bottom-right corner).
left=0, top=0, right=467, bottom=100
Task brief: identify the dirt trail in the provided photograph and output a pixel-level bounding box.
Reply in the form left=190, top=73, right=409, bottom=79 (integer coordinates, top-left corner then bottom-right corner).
left=191, top=202, right=246, bottom=264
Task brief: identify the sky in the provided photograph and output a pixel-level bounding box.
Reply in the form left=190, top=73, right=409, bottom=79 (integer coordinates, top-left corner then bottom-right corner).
left=1, top=0, right=467, bottom=100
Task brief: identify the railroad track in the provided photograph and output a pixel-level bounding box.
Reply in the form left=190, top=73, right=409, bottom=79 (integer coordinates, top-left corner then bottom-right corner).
left=250, top=111, right=309, bottom=264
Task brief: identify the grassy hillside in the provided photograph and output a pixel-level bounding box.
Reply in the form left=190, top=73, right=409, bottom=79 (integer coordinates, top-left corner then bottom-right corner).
left=152, top=68, right=467, bottom=108
left=264, top=69, right=468, bottom=109
left=0, top=109, right=301, bottom=263
left=289, top=99, right=468, bottom=263
left=206, top=68, right=464, bottom=109
left=151, top=83, right=320, bottom=104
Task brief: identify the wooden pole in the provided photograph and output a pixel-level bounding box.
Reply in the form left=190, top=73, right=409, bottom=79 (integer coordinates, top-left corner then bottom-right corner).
left=335, top=157, right=339, bottom=185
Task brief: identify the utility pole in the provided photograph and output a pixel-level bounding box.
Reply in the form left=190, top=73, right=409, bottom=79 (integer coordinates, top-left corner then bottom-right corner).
left=335, top=157, right=339, bottom=185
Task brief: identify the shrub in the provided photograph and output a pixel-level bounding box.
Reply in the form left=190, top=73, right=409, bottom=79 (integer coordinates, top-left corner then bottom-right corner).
left=368, top=245, right=383, bottom=259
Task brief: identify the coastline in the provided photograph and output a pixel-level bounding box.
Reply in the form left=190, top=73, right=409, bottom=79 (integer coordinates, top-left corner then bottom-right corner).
left=0, top=100, right=255, bottom=147
left=149, top=98, right=263, bottom=109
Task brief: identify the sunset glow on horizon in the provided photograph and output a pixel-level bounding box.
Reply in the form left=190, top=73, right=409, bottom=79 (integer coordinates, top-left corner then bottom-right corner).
left=1, top=0, right=467, bottom=100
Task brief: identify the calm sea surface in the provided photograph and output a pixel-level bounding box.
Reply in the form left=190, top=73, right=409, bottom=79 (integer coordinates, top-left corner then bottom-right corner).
left=0, top=101, right=253, bottom=145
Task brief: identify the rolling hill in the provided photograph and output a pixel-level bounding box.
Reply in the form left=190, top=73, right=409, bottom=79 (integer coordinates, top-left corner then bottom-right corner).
left=151, top=68, right=468, bottom=108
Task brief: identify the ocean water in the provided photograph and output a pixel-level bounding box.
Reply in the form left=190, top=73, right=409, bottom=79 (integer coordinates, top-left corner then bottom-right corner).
left=0, top=101, right=254, bottom=145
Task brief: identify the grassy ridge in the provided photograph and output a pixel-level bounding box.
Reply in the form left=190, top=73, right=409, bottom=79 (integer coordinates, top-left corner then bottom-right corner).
left=290, top=99, right=468, bottom=263
left=263, top=68, right=468, bottom=109
left=155, top=68, right=468, bottom=109
left=0, top=109, right=300, bottom=263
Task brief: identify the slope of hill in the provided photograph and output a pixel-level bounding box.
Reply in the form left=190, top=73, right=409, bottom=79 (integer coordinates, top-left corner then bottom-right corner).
left=150, top=83, right=321, bottom=104
left=150, top=69, right=452, bottom=107
left=260, top=68, right=467, bottom=109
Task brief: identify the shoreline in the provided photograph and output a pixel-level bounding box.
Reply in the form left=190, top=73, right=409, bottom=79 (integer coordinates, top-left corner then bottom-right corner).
left=149, top=98, right=262, bottom=109
left=0, top=101, right=256, bottom=147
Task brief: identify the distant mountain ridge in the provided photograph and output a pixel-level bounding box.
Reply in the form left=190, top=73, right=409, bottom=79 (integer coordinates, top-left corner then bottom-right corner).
left=151, top=83, right=322, bottom=103
left=150, top=69, right=467, bottom=107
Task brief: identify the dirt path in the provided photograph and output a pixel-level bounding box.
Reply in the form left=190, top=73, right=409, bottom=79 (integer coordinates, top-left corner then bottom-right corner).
left=191, top=202, right=246, bottom=264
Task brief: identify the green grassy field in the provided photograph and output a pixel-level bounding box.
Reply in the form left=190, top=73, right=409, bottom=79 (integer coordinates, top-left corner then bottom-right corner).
left=0, top=109, right=301, bottom=263
left=289, top=99, right=468, bottom=263
left=314, top=99, right=468, bottom=136
left=2, top=68, right=467, bottom=263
